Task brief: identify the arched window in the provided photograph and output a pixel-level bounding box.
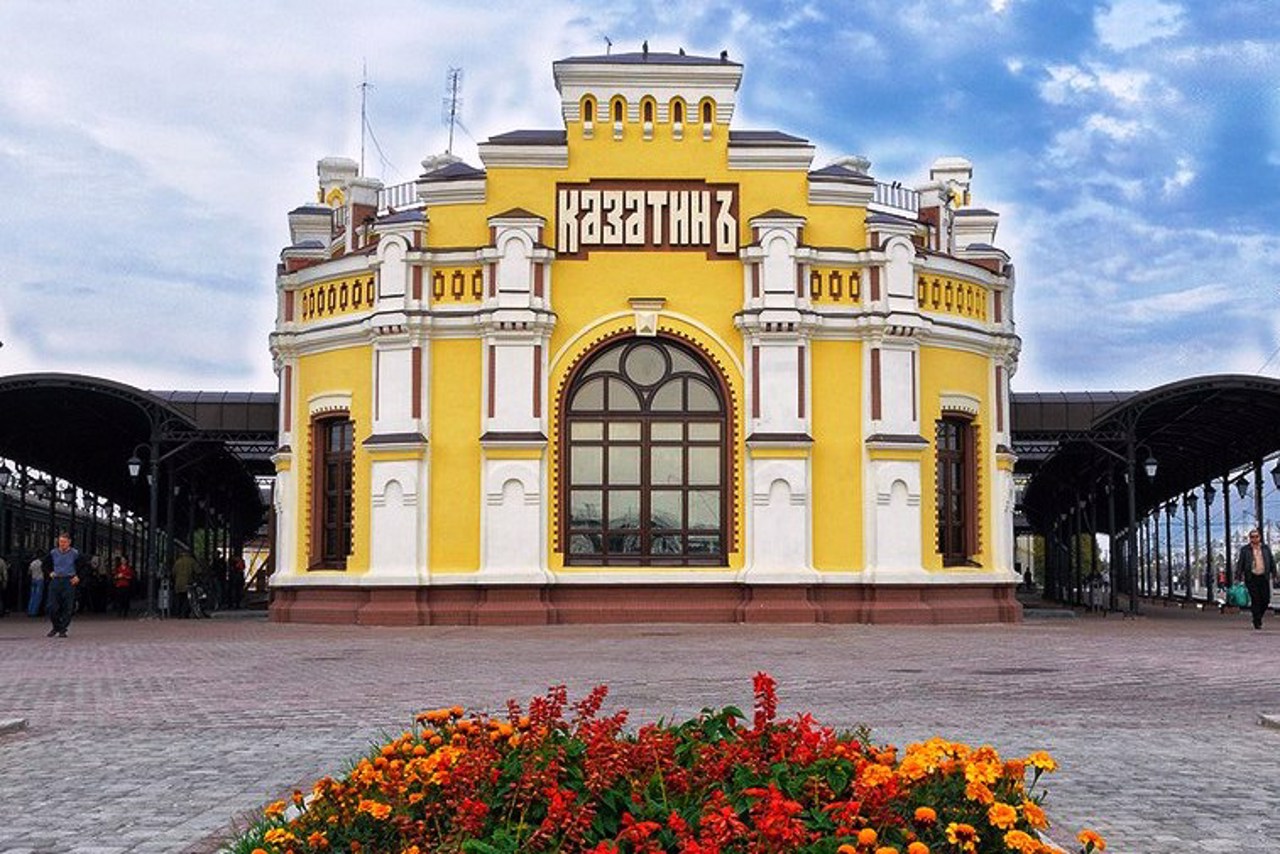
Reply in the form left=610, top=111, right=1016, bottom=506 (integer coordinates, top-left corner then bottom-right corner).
left=672, top=99, right=684, bottom=124
left=582, top=96, right=595, bottom=122
left=642, top=99, right=654, bottom=123
left=701, top=100, right=714, bottom=124
left=312, top=415, right=354, bottom=568
left=563, top=337, right=728, bottom=565
left=612, top=97, right=625, bottom=123
left=935, top=415, right=976, bottom=566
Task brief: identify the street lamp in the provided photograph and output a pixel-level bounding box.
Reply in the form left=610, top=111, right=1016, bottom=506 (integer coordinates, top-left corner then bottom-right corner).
left=1235, top=475, right=1249, bottom=499
left=128, top=442, right=161, bottom=617
left=1185, top=492, right=1198, bottom=513
left=1271, top=462, right=1280, bottom=491
left=1143, top=452, right=1158, bottom=480
left=1205, top=483, right=1216, bottom=506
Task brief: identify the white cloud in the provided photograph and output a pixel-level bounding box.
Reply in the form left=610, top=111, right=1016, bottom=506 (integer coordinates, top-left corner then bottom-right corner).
left=1162, top=156, right=1196, bottom=196
left=1095, top=0, right=1185, bottom=52
left=1040, top=64, right=1098, bottom=105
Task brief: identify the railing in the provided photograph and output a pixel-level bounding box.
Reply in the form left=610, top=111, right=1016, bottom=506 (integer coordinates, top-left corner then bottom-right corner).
left=872, top=181, right=921, bottom=215
left=378, top=180, right=420, bottom=213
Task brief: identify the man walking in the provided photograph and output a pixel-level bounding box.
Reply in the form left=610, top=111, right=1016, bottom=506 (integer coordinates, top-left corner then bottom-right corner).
left=1235, top=528, right=1278, bottom=630
left=45, top=532, right=82, bottom=638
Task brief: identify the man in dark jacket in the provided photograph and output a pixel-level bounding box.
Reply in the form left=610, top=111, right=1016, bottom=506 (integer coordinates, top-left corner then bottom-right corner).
left=1235, top=528, right=1278, bottom=630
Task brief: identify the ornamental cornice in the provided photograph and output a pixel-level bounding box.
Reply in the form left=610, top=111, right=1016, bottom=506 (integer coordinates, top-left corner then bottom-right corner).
left=477, top=144, right=569, bottom=169
left=279, top=253, right=376, bottom=289
left=913, top=253, right=1006, bottom=287
left=727, top=145, right=816, bottom=171
left=421, top=179, right=486, bottom=206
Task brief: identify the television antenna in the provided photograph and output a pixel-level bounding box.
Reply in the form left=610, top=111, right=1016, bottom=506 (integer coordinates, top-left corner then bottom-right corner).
left=442, top=67, right=464, bottom=155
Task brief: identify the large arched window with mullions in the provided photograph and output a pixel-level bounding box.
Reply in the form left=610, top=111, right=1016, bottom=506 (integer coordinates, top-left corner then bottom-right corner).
left=562, top=337, right=729, bottom=565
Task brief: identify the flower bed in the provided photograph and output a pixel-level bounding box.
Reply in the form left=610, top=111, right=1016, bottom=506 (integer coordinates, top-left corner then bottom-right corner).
left=227, top=674, right=1104, bottom=854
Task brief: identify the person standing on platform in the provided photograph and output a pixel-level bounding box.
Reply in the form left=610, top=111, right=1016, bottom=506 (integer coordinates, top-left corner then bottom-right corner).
left=171, top=549, right=197, bottom=618
left=44, top=532, right=83, bottom=638
left=1235, top=528, right=1278, bottom=630
left=112, top=555, right=135, bottom=619
left=28, top=555, right=45, bottom=616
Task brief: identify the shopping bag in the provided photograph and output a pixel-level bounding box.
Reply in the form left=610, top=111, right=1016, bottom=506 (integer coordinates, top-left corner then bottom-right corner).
left=1227, top=582, right=1251, bottom=608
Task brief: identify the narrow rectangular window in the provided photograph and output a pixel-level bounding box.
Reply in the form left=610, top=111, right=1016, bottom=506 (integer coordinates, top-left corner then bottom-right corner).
left=312, top=415, right=354, bottom=568
left=935, top=416, right=975, bottom=566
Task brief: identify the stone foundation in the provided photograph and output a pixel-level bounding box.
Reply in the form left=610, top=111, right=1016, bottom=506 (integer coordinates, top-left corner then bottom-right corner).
left=270, top=582, right=1022, bottom=625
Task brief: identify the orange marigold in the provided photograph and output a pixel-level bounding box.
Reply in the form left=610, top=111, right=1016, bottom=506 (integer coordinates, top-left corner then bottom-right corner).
left=987, top=802, right=1018, bottom=830
left=307, top=831, right=329, bottom=849
left=964, top=780, right=994, bottom=804
left=914, top=806, right=937, bottom=825
left=907, top=843, right=929, bottom=854
left=874, top=848, right=899, bottom=854
left=251, top=849, right=268, bottom=854
left=263, top=800, right=286, bottom=819
left=1020, top=800, right=1048, bottom=830
left=836, top=845, right=857, bottom=854
left=1025, top=751, right=1057, bottom=772
left=357, top=798, right=392, bottom=820
left=944, top=822, right=979, bottom=853
left=859, top=763, right=894, bottom=788
left=858, top=827, right=878, bottom=845
left=1003, top=830, right=1039, bottom=853
left=1077, top=828, right=1107, bottom=851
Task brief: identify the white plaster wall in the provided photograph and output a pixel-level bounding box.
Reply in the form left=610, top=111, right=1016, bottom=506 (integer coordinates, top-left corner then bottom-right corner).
left=760, top=233, right=796, bottom=308
left=377, top=237, right=408, bottom=300
left=481, top=459, right=547, bottom=581
left=495, top=232, right=533, bottom=308
left=369, top=459, right=427, bottom=583
left=745, top=458, right=811, bottom=578
left=373, top=345, right=414, bottom=434
left=272, top=467, right=296, bottom=579
left=489, top=344, right=538, bottom=433
left=883, top=237, right=916, bottom=313
left=757, top=345, right=802, bottom=433
left=868, top=460, right=923, bottom=573
left=879, top=346, right=918, bottom=436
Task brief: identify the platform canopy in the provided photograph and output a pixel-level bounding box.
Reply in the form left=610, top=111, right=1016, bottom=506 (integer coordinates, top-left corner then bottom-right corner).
left=1017, top=374, right=1280, bottom=533
left=0, top=373, right=273, bottom=542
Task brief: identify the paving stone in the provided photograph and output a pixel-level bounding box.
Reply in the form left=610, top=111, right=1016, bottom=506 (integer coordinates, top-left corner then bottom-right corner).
left=2, top=608, right=1278, bottom=852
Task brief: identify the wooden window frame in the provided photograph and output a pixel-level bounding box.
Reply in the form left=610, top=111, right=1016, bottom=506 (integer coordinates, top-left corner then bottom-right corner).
left=310, top=413, right=354, bottom=570
left=935, top=414, right=978, bottom=566
left=560, top=336, right=730, bottom=567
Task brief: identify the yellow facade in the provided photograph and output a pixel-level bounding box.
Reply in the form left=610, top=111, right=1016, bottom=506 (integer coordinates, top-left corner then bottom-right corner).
left=268, top=50, right=1022, bottom=624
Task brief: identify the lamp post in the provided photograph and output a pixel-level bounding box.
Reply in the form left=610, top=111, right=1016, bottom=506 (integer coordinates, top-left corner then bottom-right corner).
left=0, top=462, right=11, bottom=559
left=128, top=442, right=161, bottom=617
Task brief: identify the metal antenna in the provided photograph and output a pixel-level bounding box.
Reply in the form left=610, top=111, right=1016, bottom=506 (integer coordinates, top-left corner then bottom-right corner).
left=604, top=35, right=613, bottom=55
left=442, top=67, right=463, bottom=156
left=359, top=59, right=372, bottom=175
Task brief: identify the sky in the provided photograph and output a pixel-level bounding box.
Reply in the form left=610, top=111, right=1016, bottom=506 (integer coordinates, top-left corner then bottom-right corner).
left=1, top=0, right=1278, bottom=393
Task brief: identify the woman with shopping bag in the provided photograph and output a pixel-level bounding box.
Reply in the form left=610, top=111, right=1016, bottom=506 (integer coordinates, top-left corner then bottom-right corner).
left=1234, top=529, right=1277, bottom=630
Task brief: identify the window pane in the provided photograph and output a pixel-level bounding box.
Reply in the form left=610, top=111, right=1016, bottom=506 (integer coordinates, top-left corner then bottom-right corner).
left=570, top=534, right=600, bottom=555
left=608, top=490, right=641, bottom=528
left=688, top=422, right=720, bottom=441
left=651, top=379, right=682, bottom=410
left=650, top=534, right=682, bottom=555
left=624, top=343, right=667, bottom=386
left=607, top=531, right=643, bottom=555
left=571, top=446, right=603, bottom=485
left=688, top=447, right=720, bottom=485
left=668, top=348, right=706, bottom=377
left=688, top=534, right=720, bottom=555
left=651, top=422, right=682, bottom=441
left=688, top=490, right=720, bottom=528
left=608, top=446, right=640, bottom=485
left=571, top=422, right=603, bottom=440
left=651, top=490, right=683, bottom=527
left=581, top=347, right=622, bottom=376
left=571, top=378, right=605, bottom=410
left=686, top=380, right=718, bottom=411
left=650, top=447, right=683, bottom=485
left=607, top=378, right=641, bottom=410
left=570, top=491, right=603, bottom=528
left=608, top=422, right=640, bottom=441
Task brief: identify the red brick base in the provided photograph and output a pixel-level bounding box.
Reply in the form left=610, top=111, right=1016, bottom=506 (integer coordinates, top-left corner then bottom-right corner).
left=270, top=583, right=1022, bottom=625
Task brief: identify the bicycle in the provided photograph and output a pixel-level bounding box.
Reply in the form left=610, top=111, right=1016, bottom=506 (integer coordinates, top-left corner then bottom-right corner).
left=188, top=578, right=216, bottom=619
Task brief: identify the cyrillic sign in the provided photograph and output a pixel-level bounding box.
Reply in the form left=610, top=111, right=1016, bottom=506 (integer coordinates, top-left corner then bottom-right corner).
left=556, top=180, right=739, bottom=259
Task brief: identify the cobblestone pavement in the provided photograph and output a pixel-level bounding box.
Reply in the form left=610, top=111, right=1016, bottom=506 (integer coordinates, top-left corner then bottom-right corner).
left=1, top=603, right=1277, bottom=853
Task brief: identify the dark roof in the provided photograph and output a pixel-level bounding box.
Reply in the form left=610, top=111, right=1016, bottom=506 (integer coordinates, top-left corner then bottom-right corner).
left=484, top=129, right=568, bottom=146
left=750, top=208, right=805, bottom=221
left=288, top=204, right=331, bottom=216
left=0, top=375, right=268, bottom=542
left=377, top=210, right=425, bottom=224
left=728, top=130, right=809, bottom=146
left=867, top=212, right=919, bottom=227
left=808, top=164, right=876, bottom=184
left=1017, top=375, right=1280, bottom=532
left=419, top=161, right=486, bottom=182
left=554, top=51, right=741, bottom=67
left=954, top=208, right=998, bottom=216
left=490, top=207, right=545, bottom=221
